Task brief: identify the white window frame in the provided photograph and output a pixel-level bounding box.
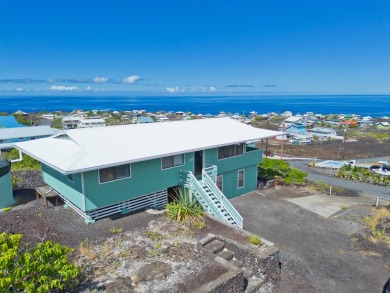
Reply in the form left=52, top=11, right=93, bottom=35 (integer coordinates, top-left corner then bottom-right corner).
left=216, top=175, right=223, bottom=192
left=161, top=154, right=184, bottom=170
left=99, top=164, right=131, bottom=184
left=238, top=169, right=245, bottom=189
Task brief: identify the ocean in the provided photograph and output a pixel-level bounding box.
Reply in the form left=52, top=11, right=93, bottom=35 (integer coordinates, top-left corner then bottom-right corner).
left=0, top=95, right=390, bottom=117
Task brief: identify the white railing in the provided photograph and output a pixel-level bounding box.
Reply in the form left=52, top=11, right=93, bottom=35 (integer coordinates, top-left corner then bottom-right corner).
left=202, top=169, right=243, bottom=228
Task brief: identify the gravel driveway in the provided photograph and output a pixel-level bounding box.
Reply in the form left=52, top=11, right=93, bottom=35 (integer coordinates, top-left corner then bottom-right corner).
left=232, top=187, right=390, bottom=293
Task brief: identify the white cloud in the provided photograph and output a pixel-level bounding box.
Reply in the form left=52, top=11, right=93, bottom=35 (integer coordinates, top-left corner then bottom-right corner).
left=15, top=88, right=23, bottom=92
left=93, top=77, right=109, bottom=83
left=122, top=75, right=141, bottom=84
left=166, top=86, right=185, bottom=93
left=209, top=86, right=217, bottom=92
left=50, top=85, right=78, bottom=91
left=86, top=86, right=92, bottom=91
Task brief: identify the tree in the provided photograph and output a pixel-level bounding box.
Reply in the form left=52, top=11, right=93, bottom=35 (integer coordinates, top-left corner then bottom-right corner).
left=0, top=232, right=79, bottom=293
left=258, top=158, right=307, bottom=186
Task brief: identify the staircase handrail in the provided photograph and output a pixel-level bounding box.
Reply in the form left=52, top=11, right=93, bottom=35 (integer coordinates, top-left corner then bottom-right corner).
left=184, top=170, right=222, bottom=218
left=202, top=170, right=243, bottom=228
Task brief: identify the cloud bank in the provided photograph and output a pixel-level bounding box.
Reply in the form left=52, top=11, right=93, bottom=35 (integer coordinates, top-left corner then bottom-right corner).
left=50, top=85, right=78, bottom=91
left=122, top=75, right=141, bottom=84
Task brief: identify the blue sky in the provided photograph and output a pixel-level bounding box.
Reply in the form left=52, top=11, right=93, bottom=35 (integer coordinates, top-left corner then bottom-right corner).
left=1, top=1, right=390, bottom=95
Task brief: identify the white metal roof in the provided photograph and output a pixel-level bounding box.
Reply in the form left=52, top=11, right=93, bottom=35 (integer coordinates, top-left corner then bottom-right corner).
left=0, top=126, right=59, bottom=140
left=284, top=116, right=304, bottom=123
left=15, top=117, right=282, bottom=174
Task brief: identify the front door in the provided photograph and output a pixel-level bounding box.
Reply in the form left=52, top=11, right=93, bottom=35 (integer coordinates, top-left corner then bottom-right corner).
left=194, top=150, right=203, bottom=176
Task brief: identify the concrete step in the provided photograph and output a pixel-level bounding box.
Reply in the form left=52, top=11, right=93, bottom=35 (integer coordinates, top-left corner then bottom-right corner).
left=230, top=258, right=243, bottom=268
left=203, top=239, right=225, bottom=254
left=245, top=276, right=265, bottom=293
left=217, top=249, right=234, bottom=261
left=242, top=268, right=254, bottom=279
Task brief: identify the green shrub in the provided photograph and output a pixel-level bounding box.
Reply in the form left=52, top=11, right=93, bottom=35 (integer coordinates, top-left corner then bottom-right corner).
left=258, top=158, right=307, bottom=185
left=0, top=232, right=79, bottom=292
left=1, top=149, right=41, bottom=171
left=13, top=114, right=32, bottom=126
left=166, top=191, right=204, bottom=225
left=248, top=234, right=262, bottom=246
left=2, top=207, right=11, bottom=211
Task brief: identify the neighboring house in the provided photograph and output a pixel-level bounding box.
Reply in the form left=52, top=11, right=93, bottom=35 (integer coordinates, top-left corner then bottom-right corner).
left=78, top=118, right=106, bottom=128
left=0, top=126, right=60, bottom=152
left=62, top=116, right=106, bottom=129
left=282, top=115, right=304, bottom=127
left=41, top=114, right=55, bottom=120
left=286, top=123, right=306, bottom=135
left=138, top=116, right=154, bottom=124
left=289, top=134, right=313, bottom=145
left=15, top=118, right=281, bottom=227
left=377, top=122, right=390, bottom=130
left=307, top=127, right=337, bottom=138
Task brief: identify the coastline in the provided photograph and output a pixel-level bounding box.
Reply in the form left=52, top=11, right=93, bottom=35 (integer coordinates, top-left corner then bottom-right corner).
left=1, top=95, right=390, bottom=117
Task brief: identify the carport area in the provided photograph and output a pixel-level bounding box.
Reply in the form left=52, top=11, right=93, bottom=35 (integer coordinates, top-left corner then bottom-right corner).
left=231, top=187, right=390, bottom=293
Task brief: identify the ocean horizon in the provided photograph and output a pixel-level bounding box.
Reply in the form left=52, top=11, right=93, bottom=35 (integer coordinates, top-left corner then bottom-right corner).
left=1, top=95, right=390, bottom=117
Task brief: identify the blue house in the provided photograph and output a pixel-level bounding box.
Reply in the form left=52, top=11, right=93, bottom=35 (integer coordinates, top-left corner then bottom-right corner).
left=15, top=118, right=281, bottom=226
left=0, top=126, right=60, bottom=152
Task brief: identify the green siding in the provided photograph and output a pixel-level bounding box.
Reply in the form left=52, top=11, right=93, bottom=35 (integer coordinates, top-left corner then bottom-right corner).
left=218, top=165, right=258, bottom=199
left=0, top=172, right=13, bottom=208
left=204, top=147, right=262, bottom=198
left=42, top=164, right=84, bottom=210
left=204, top=148, right=262, bottom=173
left=83, top=153, right=194, bottom=210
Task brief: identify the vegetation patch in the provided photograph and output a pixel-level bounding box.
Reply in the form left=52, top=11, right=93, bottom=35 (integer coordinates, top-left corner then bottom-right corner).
left=1, top=149, right=41, bottom=171
left=248, top=234, right=263, bottom=246
left=166, top=191, right=205, bottom=228
left=364, top=207, right=390, bottom=246
left=337, top=164, right=390, bottom=187
left=0, top=232, right=79, bottom=292
left=258, top=158, right=307, bottom=186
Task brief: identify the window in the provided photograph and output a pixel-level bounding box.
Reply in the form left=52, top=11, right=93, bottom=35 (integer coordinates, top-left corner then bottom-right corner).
left=216, top=175, right=223, bottom=192
left=18, top=137, right=25, bottom=140
left=162, top=154, right=184, bottom=169
left=218, top=143, right=244, bottom=160
left=99, top=164, right=131, bottom=183
left=67, top=174, right=74, bottom=182
left=238, top=170, right=244, bottom=188
left=31, top=137, right=36, bottom=140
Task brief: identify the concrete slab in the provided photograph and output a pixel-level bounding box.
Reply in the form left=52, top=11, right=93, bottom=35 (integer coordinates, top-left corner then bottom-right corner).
left=286, top=195, right=349, bottom=217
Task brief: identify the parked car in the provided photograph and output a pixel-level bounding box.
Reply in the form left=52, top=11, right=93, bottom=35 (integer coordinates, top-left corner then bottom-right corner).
left=263, top=151, right=274, bottom=157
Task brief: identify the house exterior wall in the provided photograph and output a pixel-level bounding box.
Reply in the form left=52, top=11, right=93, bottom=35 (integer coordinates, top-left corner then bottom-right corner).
left=1, top=135, right=51, bottom=145
left=203, top=147, right=262, bottom=198
left=42, top=145, right=262, bottom=211
left=82, top=152, right=194, bottom=210
left=42, top=164, right=84, bottom=210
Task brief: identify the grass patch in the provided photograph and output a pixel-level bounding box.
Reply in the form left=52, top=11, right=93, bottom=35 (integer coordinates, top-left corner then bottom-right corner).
left=146, top=230, right=163, bottom=241
left=79, top=239, right=97, bottom=261
left=340, top=204, right=349, bottom=210
left=110, top=227, right=123, bottom=234
left=248, top=234, right=262, bottom=246
left=364, top=207, right=390, bottom=243
left=2, top=207, right=12, bottom=211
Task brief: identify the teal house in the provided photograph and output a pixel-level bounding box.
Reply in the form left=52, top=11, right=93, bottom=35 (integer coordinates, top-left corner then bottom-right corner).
left=15, top=118, right=280, bottom=227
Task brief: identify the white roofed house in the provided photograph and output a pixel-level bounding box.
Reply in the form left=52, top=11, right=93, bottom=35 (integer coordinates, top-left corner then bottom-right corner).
left=15, top=118, right=281, bottom=226
left=0, top=126, right=60, bottom=152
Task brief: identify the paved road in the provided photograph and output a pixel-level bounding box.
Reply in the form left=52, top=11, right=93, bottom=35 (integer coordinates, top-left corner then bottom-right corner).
left=231, top=189, right=389, bottom=293
left=289, top=160, right=390, bottom=200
